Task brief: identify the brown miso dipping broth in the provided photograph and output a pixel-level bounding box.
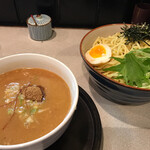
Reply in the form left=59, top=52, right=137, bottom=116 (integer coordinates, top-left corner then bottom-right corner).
left=0, top=68, right=71, bottom=145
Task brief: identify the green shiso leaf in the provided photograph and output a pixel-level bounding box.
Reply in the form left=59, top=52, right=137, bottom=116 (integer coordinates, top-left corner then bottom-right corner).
left=103, top=48, right=150, bottom=87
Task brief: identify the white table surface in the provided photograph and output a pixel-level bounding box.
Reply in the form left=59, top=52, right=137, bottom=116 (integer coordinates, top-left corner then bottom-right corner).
left=0, top=26, right=150, bottom=150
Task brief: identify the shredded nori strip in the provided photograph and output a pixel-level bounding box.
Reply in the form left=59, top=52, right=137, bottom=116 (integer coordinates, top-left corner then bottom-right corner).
left=120, top=23, right=150, bottom=46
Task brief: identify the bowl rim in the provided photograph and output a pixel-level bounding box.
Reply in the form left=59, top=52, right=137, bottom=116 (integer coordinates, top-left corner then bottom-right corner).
left=0, top=53, right=79, bottom=149
left=80, top=23, right=150, bottom=91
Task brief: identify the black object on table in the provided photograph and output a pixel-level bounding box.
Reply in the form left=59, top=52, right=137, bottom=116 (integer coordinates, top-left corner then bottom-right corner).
left=46, top=86, right=102, bottom=150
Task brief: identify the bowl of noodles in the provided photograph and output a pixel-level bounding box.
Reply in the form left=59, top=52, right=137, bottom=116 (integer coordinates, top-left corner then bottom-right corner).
left=80, top=23, right=150, bottom=105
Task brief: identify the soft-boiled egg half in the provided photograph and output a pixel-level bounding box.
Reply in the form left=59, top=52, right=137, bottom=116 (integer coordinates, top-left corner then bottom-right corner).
left=85, top=44, right=112, bottom=66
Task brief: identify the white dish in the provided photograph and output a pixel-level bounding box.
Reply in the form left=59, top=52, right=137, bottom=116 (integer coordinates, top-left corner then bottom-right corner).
left=0, top=53, right=79, bottom=150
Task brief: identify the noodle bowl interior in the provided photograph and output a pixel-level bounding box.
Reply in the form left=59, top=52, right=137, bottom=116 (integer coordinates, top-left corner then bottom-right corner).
left=85, top=30, right=150, bottom=87
left=0, top=68, right=71, bottom=145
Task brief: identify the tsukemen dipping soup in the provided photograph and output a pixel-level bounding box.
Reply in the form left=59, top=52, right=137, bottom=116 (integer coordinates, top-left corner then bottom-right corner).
left=0, top=68, right=71, bottom=145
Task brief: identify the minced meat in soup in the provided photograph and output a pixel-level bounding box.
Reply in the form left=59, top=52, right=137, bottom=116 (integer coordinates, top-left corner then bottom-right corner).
left=0, top=68, right=71, bottom=145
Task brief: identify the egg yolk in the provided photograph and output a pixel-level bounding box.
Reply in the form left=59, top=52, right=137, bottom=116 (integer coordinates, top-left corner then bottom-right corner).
left=89, top=45, right=106, bottom=58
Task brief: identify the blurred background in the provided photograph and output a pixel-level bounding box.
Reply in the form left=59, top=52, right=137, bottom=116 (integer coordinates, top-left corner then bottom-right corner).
left=0, top=0, right=149, bottom=28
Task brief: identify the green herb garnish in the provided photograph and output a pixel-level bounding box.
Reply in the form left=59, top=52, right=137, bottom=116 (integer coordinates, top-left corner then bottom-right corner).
left=121, top=23, right=150, bottom=46
left=30, top=108, right=38, bottom=115
left=103, top=48, right=150, bottom=87
left=18, top=94, right=24, bottom=106
left=7, top=108, right=14, bottom=115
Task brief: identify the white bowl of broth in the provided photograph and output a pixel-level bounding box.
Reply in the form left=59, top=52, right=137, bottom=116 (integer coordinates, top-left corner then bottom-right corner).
left=0, top=53, right=78, bottom=150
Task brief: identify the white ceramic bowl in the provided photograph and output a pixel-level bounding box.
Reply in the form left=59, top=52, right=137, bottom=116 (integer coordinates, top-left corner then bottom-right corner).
left=0, top=53, right=79, bottom=150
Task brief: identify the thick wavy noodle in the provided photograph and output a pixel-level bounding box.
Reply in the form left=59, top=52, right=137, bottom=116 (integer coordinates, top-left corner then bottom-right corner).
left=92, top=32, right=150, bottom=84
